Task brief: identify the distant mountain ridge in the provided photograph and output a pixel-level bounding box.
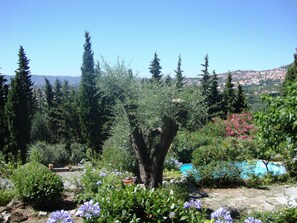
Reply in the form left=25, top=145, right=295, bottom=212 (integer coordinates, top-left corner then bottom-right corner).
left=3, top=65, right=288, bottom=87
left=3, top=75, right=81, bottom=87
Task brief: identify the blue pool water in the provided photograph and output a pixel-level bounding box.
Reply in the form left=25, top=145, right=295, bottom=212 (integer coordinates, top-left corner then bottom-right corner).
left=179, top=161, right=286, bottom=179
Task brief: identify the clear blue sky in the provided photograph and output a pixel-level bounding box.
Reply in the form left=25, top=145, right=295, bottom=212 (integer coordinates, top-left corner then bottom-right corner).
left=0, top=0, right=296, bottom=77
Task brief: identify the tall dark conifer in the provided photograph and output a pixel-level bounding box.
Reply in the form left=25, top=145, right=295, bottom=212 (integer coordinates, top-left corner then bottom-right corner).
left=234, top=83, right=248, bottom=113
left=175, top=55, right=184, bottom=89
left=78, top=32, right=102, bottom=152
left=0, top=72, right=8, bottom=152
left=200, top=54, right=210, bottom=96
left=149, top=52, right=162, bottom=82
left=222, top=72, right=236, bottom=116
left=5, top=46, right=34, bottom=163
left=208, top=70, right=222, bottom=118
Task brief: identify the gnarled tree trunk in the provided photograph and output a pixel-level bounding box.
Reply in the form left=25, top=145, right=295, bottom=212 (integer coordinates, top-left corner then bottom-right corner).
left=122, top=102, right=179, bottom=188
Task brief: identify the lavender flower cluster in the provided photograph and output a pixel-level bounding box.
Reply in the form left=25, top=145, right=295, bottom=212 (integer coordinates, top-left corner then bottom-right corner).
left=47, top=210, right=74, bottom=223
left=75, top=200, right=100, bottom=219
left=47, top=200, right=100, bottom=223
left=211, top=207, right=233, bottom=223
left=183, top=199, right=202, bottom=210
left=244, top=217, right=263, bottom=223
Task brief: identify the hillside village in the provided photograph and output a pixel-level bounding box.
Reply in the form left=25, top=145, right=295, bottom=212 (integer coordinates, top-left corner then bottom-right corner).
left=185, top=66, right=288, bottom=95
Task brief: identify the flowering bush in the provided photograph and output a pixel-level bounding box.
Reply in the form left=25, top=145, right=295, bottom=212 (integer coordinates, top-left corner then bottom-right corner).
left=76, top=163, right=134, bottom=202
left=225, top=112, right=256, bottom=140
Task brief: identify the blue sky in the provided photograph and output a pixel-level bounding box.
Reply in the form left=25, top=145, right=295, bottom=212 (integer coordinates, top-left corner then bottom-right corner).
left=0, top=0, right=296, bottom=77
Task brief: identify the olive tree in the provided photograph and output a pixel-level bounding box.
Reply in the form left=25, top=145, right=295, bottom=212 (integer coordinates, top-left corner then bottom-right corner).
left=102, top=61, right=207, bottom=188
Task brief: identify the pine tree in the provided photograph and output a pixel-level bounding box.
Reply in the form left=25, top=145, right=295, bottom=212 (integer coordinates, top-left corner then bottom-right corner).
left=208, top=70, right=223, bottom=118
left=44, top=78, right=54, bottom=108
left=200, top=54, right=210, bottom=96
left=234, top=82, right=248, bottom=113
left=222, top=72, right=236, bottom=116
left=149, top=52, right=162, bottom=82
left=282, top=49, right=297, bottom=96
left=175, top=55, right=184, bottom=89
left=5, top=46, right=34, bottom=163
left=165, top=74, right=173, bottom=86
left=0, top=72, right=8, bottom=152
left=78, top=32, right=103, bottom=152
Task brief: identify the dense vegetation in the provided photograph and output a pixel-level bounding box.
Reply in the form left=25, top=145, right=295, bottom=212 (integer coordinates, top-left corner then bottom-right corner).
left=0, top=33, right=296, bottom=222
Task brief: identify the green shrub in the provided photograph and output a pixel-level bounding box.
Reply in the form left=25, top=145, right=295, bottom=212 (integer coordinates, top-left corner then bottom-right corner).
left=201, top=117, right=226, bottom=138
left=0, top=189, right=15, bottom=206
left=76, top=164, right=131, bottom=202
left=95, top=185, right=207, bottom=222
left=0, top=152, right=19, bottom=178
left=284, top=157, right=297, bottom=180
left=27, top=142, right=70, bottom=166
left=276, top=208, right=297, bottom=223
left=172, top=130, right=221, bottom=163
left=11, top=162, right=64, bottom=207
left=69, top=143, right=87, bottom=165
left=101, top=145, right=136, bottom=174
left=191, top=139, right=250, bottom=187
left=241, top=208, right=297, bottom=223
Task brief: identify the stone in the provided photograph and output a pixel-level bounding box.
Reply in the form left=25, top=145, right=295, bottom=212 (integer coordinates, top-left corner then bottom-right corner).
left=0, top=211, right=11, bottom=223
left=10, top=210, right=28, bottom=222
left=38, top=211, right=47, bottom=218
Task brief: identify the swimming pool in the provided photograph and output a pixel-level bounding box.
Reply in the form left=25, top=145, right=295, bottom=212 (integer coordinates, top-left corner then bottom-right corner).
left=179, top=160, right=286, bottom=178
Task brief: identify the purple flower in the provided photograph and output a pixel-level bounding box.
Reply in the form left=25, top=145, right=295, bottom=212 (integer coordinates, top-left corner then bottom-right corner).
left=99, top=172, right=107, bottom=177
left=47, top=210, right=74, bottom=223
left=244, top=217, right=263, bottom=223
left=96, top=180, right=102, bottom=186
left=76, top=200, right=100, bottom=219
left=211, top=207, right=233, bottom=223
left=184, top=199, right=202, bottom=210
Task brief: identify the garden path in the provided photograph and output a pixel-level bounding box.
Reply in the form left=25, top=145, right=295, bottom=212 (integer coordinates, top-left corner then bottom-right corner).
left=196, top=184, right=297, bottom=213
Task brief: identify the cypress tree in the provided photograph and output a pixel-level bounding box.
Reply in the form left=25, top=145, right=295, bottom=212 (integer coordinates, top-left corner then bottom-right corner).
left=175, top=55, right=184, bottom=89
left=200, top=54, right=210, bottom=96
left=222, top=72, right=236, bottom=116
left=0, top=72, right=8, bottom=152
left=234, top=82, right=248, bottom=113
left=5, top=46, right=34, bottom=163
left=208, top=70, right=223, bottom=118
left=149, top=52, right=162, bottom=82
left=78, top=32, right=102, bottom=152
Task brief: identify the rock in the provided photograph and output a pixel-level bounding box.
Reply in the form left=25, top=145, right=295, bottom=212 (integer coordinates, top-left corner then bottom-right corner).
left=69, top=209, right=76, bottom=215
left=0, top=211, right=11, bottom=223
left=10, top=210, right=28, bottom=222
left=38, top=211, right=47, bottom=218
